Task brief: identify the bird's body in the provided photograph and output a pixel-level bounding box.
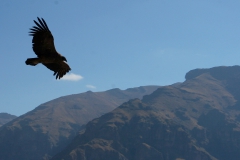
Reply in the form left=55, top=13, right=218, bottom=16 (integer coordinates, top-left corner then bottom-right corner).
left=25, top=17, right=71, bottom=79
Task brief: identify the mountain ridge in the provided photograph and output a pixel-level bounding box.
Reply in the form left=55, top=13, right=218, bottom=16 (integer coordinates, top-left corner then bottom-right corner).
left=0, top=85, right=160, bottom=160
left=51, top=65, right=240, bottom=160
left=0, top=113, right=17, bottom=127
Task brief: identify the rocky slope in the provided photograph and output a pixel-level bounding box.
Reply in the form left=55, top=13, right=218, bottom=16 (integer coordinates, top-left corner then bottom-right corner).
left=0, top=113, right=17, bottom=127
left=0, top=86, right=159, bottom=160
left=51, top=66, right=240, bottom=160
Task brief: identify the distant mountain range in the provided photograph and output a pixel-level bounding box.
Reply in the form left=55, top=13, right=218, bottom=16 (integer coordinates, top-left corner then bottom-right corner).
left=51, top=66, right=240, bottom=160
left=0, top=86, right=159, bottom=160
left=1, top=66, right=240, bottom=160
left=0, top=113, right=17, bottom=127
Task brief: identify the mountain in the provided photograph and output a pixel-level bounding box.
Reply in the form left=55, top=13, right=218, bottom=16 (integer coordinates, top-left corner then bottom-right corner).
left=51, top=66, right=240, bottom=160
left=0, top=113, right=17, bottom=127
left=0, top=86, right=159, bottom=160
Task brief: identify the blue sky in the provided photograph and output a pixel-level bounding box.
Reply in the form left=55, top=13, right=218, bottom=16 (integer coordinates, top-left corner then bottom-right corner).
left=1, top=0, right=240, bottom=116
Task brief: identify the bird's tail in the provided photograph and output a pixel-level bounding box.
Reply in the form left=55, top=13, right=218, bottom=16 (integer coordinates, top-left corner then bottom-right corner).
left=25, top=58, right=40, bottom=66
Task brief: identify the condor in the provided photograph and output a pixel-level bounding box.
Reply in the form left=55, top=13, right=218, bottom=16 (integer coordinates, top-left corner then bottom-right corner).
left=25, top=17, right=71, bottom=79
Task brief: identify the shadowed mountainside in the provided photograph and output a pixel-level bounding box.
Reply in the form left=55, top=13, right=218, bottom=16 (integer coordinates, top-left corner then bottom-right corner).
left=0, top=86, right=159, bottom=160
left=52, top=66, right=240, bottom=160
left=0, top=113, right=17, bottom=127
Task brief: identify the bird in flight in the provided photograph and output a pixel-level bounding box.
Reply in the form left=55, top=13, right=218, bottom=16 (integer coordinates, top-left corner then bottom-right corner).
left=25, top=17, right=71, bottom=79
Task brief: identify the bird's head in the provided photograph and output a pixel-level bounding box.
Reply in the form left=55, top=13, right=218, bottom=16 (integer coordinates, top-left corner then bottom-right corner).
left=62, top=56, right=67, bottom=62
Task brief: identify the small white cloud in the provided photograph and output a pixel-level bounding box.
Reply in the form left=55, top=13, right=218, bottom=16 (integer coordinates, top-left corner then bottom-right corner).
left=86, top=85, right=96, bottom=89
left=61, top=73, right=83, bottom=81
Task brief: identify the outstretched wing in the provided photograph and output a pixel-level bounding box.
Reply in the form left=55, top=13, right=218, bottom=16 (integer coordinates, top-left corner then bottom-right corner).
left=29, top=17, right=57, bottom=57
left=43, top=62, right=71, bottom=79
